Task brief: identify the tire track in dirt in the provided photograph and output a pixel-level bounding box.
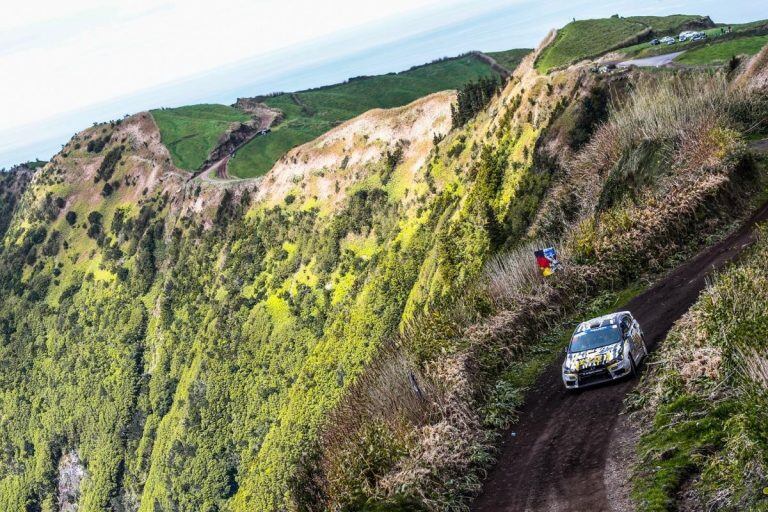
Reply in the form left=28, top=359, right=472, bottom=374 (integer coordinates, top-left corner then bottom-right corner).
left=472, top=195, right=768, bottom=512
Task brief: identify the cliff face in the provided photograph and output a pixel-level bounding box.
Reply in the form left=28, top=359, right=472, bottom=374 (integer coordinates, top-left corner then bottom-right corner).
left=0, top=36, right=580, bottom=509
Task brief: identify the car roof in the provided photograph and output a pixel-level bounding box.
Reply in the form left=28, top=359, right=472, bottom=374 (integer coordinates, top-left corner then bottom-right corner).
left=574, top=311, right=631, bottom=333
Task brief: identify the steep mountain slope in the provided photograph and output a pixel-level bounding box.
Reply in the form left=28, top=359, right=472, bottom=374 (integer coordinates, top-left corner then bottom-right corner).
left=0, top=56, right=492, bottom=510
left=0, top=32, right=568, bottom=509
left=152, top=52, right=505, bottom=177
left=0, top=14, right=766, bottom=512
left=299, top=33, right=768, bottom=512
left=253, top=90, right=454, bottom=210
left=0, top=163, right=34, bottom=239
left=228, top=53, right=503, bottom=179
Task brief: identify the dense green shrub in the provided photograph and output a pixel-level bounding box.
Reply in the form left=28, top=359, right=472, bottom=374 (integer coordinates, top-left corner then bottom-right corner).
left=451, top=76, right=500, bottom=127
left=95, top=145, right=123, bottom=182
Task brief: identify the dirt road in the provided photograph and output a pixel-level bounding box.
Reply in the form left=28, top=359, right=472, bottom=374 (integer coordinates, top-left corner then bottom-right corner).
left=472, top=196, right=768, bottom=512
left=618, top=51, right=685, bottom=68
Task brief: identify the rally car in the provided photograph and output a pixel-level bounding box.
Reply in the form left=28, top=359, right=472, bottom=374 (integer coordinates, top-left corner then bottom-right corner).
left=562, top=312, right=648, bottom=389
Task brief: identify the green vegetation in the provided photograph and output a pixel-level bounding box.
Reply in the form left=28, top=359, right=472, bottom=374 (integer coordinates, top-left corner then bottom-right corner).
left=0, top=47, right=548, bottom=510
left=676, top=34, right=768, bottom=65
left=618, top=20, right=768, bottom=60
left=21, top=159, right=47, bottom=170
left=631, top=224, right=768, bottom=511
left=485, top=48, right=531, bottom=71
left=305, top=69, right=768, bottom=511
left=451, top=76, right=500, bottom=127
left=151, top=104, right=250, bottom=170
left=228, top=54, right=500, bottom=178
left=1, top=20, right=767, bottom=512
left=536, top=14, right=705, bottom=72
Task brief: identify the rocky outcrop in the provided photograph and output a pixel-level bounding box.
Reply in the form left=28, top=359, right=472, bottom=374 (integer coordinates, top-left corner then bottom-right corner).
left=57, top=451, right=86, bottom=512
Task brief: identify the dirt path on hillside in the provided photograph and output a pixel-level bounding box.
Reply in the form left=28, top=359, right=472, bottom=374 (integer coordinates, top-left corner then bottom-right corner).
left=618, top=50, right=685, bottom=68
left=193, top=111, right=277, bottom=183
left=474, top=51, right=512, bottom=78
left=472, top=195, right=768, bottom=511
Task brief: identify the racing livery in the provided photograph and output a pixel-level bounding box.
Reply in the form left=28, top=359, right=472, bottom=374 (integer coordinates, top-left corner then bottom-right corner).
left=562, top=311, right=648, bottom=389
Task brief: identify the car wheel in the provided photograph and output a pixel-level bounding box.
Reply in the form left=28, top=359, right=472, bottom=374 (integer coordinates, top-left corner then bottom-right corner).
left=629, top=355, right=638, bottom=377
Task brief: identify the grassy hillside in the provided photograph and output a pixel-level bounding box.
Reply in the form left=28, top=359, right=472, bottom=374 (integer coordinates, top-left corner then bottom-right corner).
left=0, top=22, right=766, bottom=512
left=486, top=48, right=531, bottom=71
left=535, top=14, right=706, bottom=72
left=150, top=54, right=502, bottom=176
left=228, top=54, right=500, bottom=178
left=631, top=220, right=768, bottom=511
left=676, top=34, right=768, bottom=65
left=151, top=104, right=249, bottom=170
left=304, top=58, right=768, bottom=511
left=618, top=20, right=768, bottom=60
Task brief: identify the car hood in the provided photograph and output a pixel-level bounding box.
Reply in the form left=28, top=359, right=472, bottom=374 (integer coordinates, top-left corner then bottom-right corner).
left=566, top=343, right=620, bottom=371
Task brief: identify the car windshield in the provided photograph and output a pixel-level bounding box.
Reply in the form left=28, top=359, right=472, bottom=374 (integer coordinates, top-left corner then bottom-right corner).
left=569, top=325, right=621, bottom=352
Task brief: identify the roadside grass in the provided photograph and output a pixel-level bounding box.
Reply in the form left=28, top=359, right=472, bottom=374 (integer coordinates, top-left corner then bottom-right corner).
left=151, top=104, right=249, bottom=170
left=675, top=34, right=768, bottom=65
left=228, top=55, right=498, bottom=178
left=632, top=395, right=737, bottom=512
left=535, top=15, right=702, bottom=72
left=630, top=223, right=768, bottom=511
left=485, top=48, right=532, bottom=72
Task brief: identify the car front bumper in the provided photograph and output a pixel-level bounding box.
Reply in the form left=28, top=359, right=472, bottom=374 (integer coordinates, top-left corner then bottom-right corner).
left=562, top=357, right=632, bottom=389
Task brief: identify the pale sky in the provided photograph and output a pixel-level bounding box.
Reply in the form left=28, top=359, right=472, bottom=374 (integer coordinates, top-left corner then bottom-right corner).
left=0, top=0, right=475, bottom=133
left=1, top=0, right=765, bottom=168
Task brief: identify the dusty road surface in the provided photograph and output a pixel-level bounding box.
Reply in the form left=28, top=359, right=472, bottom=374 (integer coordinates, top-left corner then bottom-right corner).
left=618, top=50, right=685, bottom=68
left=472, top=197, right=768, bottom=512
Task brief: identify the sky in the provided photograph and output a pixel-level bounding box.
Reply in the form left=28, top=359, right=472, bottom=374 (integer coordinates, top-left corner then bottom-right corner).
left=1, top=0, right=765, bottom=168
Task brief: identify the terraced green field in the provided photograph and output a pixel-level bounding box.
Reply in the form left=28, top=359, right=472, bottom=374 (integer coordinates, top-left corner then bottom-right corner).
left=675, top=34, right=768, bottom=65
left=151, top=104, right=249, bottom=170
left=535, top=14, right=705, bottom=72
left=228, top=54, right=499, bottom=178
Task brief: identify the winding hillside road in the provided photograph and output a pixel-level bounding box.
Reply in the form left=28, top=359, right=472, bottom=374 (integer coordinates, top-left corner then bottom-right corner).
left=473, top=183, right=768, bottom=510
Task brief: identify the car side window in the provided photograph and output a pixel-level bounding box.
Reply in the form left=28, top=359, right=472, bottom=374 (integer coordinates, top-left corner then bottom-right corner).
left=620, top=317, right=631, bottom=335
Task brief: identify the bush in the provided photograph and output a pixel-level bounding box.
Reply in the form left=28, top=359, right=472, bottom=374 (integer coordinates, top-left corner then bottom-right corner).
left=451, top=77, right=500, bottom=127
left=95, top=146, right=123, bottom=182
left=87, top=135, right=110, bottom=153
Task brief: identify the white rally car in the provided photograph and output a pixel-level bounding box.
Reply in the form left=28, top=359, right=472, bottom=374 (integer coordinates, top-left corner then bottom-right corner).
left=562, top=312, right=648, bottom=389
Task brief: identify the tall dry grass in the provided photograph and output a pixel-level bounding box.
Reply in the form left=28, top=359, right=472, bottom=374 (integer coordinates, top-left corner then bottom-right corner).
left=483, top=240, right=565, bottom=308
left=736, top=43, right=768, bottom=92
left=736, top=347, right=768, bottom=390
left=307, top=53, right=768, bottom=512
left=532, top=69, right=756, bottom=241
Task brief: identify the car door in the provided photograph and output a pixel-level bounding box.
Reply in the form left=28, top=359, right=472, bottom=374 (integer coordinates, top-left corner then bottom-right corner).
left=619, top=316, right=633, bottom=354
left=632, top=319, right=645, bottom=355
left=622, top=316, right=638, bottom=357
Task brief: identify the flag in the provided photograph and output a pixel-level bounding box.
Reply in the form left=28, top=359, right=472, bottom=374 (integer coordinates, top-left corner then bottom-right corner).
left=535, top=247, right=560, bottom=276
